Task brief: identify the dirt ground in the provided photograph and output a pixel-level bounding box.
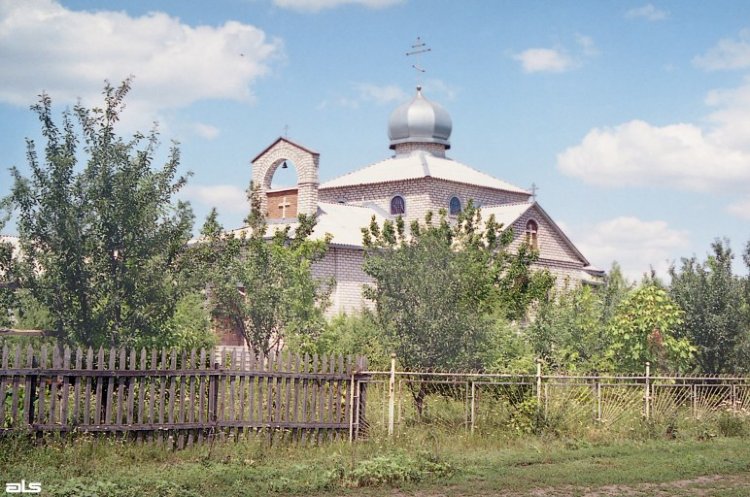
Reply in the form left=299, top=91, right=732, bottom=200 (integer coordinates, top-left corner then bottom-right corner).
left=375, top=474, right=750, bottom=497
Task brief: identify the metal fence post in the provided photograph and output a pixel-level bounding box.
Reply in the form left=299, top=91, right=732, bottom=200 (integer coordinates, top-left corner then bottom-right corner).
left=388, top=353, right=396, bottom=437
left=470, top=378, right=476, bottom=434
left=644, top=362, right=651, bottom=420
left=535, top=360, right=542, bottom=406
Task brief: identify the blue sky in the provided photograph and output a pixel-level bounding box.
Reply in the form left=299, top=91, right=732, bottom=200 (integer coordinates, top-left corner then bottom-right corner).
left=1, top=0, right=749, bottom=280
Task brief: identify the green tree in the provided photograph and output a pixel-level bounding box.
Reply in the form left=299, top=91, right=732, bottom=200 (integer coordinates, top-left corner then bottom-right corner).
left=193, top=191, right=332, bottom=355
left=362, top=203, right=553, bottom=373
left=528, top=284, right=612, bottom=372
left=669, top=240, right=748, bottom=373
left=0, top=237, right=18, bottom=328
left=607, top=284, right=694, bottom=373
left=4, top=80, right=194, bottom=348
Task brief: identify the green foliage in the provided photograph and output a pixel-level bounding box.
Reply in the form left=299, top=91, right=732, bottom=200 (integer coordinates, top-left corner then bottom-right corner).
left=362, top=203, right=552, bottom=371
left=290, top=312, right=389, bottom=369
left=161, top=292, right=216, bottom=350
left=482, top=317, right=536, bottom=374
left=669, top=239, right=749, bottom=373
left=342, top=451, right=453, bottom=488
left=3, top=80, right=194, bottom=348
left=0, top=238, right=17, bottom=327
left=191, top=190, right=331, bottom=355
left=607, top=284, right=695, bottom=373
left=528, top=284, right=614, bottom=372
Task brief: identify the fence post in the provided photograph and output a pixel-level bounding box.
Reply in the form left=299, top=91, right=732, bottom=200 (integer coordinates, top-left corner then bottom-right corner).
left=209, top=362, right=220, bottom=426
left=644, top=362, right=651, bottom=420
left=470, top=378, right=476, bottom=435
left=388, top=353, right=396, bottom=437
left=596, top=373, right=602, bottom=422
left=535, top=360, right=542, bottom=406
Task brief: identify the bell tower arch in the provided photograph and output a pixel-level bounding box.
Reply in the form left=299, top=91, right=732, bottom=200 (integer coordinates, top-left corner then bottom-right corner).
left=251, top=137, right=320, bottom=219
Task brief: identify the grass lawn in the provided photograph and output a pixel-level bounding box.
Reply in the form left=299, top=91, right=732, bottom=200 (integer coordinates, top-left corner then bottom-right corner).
left=2, top=433, right=750, bottom=496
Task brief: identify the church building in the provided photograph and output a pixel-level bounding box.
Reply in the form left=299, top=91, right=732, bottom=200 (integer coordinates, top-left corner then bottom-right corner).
left=244, top=85, right=603, bottom=318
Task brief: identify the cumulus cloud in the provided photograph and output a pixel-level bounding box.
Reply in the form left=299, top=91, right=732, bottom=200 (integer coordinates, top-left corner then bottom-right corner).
left=557, top=78, right=750, bottom=193
left=273, top=0, right=402, bottom=12
left=512, top=35, right=597, bottom=74
left=573, top=216, right=689, bottom=280
left=181, top=184, right=248, bottom=214
left=694, top=29, right=750, bottom=71
left=625, top=4, right=669, bottom=21
left=513, top=48, right=573, bottom=73
left=0, top=0, right=281, bottom=113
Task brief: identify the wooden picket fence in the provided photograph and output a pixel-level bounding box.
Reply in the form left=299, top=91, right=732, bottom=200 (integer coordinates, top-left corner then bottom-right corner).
left=0, top=344, right=369, bottom=447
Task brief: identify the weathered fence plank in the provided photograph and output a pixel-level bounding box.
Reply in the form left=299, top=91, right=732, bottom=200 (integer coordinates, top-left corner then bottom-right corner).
left=0, top=345, right=364, bottom=445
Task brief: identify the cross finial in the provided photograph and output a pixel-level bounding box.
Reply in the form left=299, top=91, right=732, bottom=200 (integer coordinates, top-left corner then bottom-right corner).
left=530, top=183, right=539, bottom=201
left=406, top=36, right=431, bottom=86
left=283, top=124, right=289, bottom=138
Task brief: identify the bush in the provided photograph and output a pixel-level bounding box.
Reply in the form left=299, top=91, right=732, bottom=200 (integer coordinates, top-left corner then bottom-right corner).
left=342, top=451, right=453, bottom=488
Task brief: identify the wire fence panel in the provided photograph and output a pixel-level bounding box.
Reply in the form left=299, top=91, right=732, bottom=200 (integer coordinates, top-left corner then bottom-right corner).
left=361, top=367, right=750, bottom=438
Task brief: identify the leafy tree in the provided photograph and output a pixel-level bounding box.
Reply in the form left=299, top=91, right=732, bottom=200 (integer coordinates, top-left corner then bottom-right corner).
left=3, top=80, right=194, bottom=348
left=164, top=292, right=216, bottom=351
left=607, top=284, right=694, bottom=373
left=528, top=284, right=612, bottom=372
left=600, top=262, right=632, bottom=324
left=0, top=237, right=18, bottom=328
left=292, top=312, right=389, bottom=370
left=361, top=203, right=553, bottom=373
left=193, top=191, right=332, bottom=355
left=668, top=240, right=747, bottom=373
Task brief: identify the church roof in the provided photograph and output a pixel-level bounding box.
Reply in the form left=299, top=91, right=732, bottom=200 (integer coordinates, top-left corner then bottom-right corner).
left=483, top=201, right=591, bottom=267
left=230, top=202, right=383, bottom=249
left=319, top=151, right=531, bottom=194
left=251, top=136, right=319, bottom=163
left=311, top=202, right=383, bottom=248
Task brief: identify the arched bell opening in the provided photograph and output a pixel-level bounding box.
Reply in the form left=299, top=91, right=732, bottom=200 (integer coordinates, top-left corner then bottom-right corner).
left=265, top=158, right=299, bottom=220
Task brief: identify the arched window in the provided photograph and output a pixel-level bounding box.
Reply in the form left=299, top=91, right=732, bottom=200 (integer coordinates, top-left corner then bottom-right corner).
left=390, top=195, right=405, bottom=215
left=525, top=219, right=539, bottom=250
left=449, top=196, right=462, bottom=215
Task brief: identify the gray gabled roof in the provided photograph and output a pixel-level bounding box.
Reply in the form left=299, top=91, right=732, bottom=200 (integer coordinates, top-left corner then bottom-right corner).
left=320, top=151, right=530, bottom=194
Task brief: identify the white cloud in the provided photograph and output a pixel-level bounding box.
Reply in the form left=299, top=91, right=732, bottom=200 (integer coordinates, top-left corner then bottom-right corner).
left=181, top=184, right=247, bottom=214
left=273, top=0, right=402, bottom=12
left=625, top=4, right=669, bottom=21
left=727, top=198, right=750, bottom=220
left=573, top=216, right=689, bottom=280
left=513, top=48, right=573, bottom=73
left=557, top=78, right=750, bottom=193
left=513, top=35, right=597, bottom=74
left=0, top=0, right=281, bottom=113
left=355, top=83, right=407, bottom=105
left=191, top=123, right=220, bottom=140
left=694, top=29, right=750, bottom=71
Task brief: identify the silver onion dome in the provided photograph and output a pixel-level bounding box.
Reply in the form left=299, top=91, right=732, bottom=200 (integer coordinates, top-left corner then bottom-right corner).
left=388, top=86, right=452, bottom=150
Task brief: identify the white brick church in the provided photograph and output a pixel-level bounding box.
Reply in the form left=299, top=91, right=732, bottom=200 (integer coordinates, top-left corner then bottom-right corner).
left=243, top=85, right=603, bottom=318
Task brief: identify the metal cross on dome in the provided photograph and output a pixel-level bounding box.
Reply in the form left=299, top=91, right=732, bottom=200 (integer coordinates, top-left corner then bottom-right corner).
left=406, top=37, right=431, bottom=85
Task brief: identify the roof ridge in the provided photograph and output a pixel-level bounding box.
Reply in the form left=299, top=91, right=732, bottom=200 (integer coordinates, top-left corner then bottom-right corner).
left=319, top=156, right=394, bottom=187
left=428, top=154, right=530, bottom=194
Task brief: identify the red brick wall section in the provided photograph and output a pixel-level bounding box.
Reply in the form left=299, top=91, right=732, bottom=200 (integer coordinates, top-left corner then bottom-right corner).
left=267, top=189, right=298, bottom=219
